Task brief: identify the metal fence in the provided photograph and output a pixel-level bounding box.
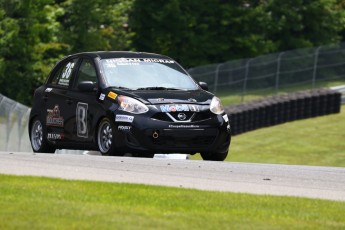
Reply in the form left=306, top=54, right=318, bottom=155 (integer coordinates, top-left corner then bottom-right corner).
left=0, top=94, right=31, bottom=152
left=188, top=43, right=345, bottom=103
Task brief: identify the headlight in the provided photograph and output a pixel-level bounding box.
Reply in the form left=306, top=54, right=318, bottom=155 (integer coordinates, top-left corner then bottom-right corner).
left=210, top=96, right=224, bottom=114
left=118, top=96, right=148, bottom=114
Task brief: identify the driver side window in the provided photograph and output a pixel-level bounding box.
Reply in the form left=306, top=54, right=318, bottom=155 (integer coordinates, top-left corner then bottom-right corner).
left=76, top=59, right=98, bottom=86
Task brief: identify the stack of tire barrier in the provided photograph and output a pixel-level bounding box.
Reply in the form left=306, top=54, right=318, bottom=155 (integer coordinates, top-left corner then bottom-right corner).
left=224, top=89, right=342, bottom=136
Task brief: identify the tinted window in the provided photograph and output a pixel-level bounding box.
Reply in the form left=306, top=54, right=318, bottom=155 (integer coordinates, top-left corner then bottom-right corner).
left=50, top=58, right=78, bottom=87
left=76, top=59, right=98, bottom=86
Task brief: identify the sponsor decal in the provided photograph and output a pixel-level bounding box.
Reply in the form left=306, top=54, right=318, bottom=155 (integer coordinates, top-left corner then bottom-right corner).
left=47, top=133, right=64, bottom=140
left=76, top=102, right=88, bottom=138
left=99, top=93, right=105, bottom=101
left=108, top=91, right=117, bottom=100
left=46, top=105, right=64, bottom=127
left=189, top=104, right=200, bottom=112
left=105, top=58, right=174, bottom=64
left=45, top=88, right=53, bottom=92
left=168, top=125, right=200, bottom=128
left=142, top=58, right=174, bottom=64
left=58, top=62, right=75, bottom=86
left=104, top=58, right=174, bottom=68
left=223, top=114, right=229, bottom=122
left=115, top=115, right=134, bottom=123
left=160, top=104, right=200, bottom=113
left=118, top=125, right=132, bottom=131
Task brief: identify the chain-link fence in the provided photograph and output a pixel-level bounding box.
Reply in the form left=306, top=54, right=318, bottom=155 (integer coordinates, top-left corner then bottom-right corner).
left=0, top=94, right=31, bottom=152
left=189, top=43, right=345, bottom=103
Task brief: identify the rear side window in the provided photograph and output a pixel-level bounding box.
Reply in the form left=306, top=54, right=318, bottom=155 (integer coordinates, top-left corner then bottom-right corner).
left=50, top=58, right=78, bottom=87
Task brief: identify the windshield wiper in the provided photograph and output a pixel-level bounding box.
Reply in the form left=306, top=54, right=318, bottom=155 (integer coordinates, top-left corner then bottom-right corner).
left=136, top=86, right=180, bottom=90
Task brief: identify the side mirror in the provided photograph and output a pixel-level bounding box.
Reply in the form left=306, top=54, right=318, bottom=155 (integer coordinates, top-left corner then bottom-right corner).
left=199, top=82, right=209, bottom=91
left=78, top=81, right=96, bottom=92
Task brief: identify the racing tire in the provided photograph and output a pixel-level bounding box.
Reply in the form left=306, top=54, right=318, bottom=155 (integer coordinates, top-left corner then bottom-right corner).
left=200, top=151, right=228, bottom=161
left=97, top=118, right=122, bottom=156
left=30, top=118, right=55, bottom=153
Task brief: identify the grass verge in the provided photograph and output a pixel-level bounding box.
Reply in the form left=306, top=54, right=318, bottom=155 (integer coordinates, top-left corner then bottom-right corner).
left=190, top=105, right=345, bottom=166
left=227, top=105, right=345, bottom=166
left=0, top=175, right=344, bottom=229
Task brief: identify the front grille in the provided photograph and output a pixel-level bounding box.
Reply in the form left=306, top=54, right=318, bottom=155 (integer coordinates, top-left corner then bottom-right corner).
left=168, top=112, right=194, bottom=121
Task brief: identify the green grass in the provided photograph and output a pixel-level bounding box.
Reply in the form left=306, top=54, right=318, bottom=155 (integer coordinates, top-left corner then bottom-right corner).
left=0, top=175, right=344, bottom=230
left=228, top=105, right=345, bottom=166
left=193, top=104, right=345, bottom=166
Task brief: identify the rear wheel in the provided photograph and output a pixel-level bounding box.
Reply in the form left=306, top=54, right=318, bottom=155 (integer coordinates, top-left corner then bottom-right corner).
left=97, top=118, right=122, bottom=156
left=200, top=151, right=228, bottom=161
left=30, top=118, right=55, bottom=153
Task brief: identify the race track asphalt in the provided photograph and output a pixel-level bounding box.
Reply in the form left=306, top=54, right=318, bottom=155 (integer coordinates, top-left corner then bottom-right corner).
left=0, top=151, right=344, bottom=201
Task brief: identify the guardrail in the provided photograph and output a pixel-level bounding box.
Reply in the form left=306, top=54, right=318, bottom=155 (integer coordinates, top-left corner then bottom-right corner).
left=0, top=94, right=82, bottom=154
left=0, top=94, right=31, bottom=152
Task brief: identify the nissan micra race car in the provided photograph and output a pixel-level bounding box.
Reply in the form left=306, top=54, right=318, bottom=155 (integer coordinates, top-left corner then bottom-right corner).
left=29, top=52, right=231, bottom=160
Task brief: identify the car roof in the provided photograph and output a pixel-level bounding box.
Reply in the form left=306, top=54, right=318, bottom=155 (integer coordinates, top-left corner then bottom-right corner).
left=65, top=51, right=172, bottom=60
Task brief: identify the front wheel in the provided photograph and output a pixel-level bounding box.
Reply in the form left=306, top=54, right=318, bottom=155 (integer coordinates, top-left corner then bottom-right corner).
left=97, top=118, right=122, bottom=156
left=30, top=118, right=55, bottom=153
left=200, top=151, right=228, bottom=161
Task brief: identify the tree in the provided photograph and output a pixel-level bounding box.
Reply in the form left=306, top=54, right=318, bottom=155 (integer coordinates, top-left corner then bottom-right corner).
left=1, top=0, right=345, bottom=106
left=129, top=0, right=275, bottom=67
left=266, top=0, right=345, bottom=51
left=59, top=0, right=133, bottom=53
left=0, top=0, right=67, bottom=105
left=129, top=0, right=345, bottom=67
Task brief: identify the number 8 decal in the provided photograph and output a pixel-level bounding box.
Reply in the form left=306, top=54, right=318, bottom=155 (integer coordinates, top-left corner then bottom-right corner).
left=77, top=102, right=88, bottom=138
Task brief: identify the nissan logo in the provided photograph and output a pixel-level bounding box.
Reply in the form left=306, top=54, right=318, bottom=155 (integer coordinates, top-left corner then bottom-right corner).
left=177, top=113, right=187, bottom=120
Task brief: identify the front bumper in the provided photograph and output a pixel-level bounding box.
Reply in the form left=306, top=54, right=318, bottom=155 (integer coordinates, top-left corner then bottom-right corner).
left=114, top=112, right=231, bottom=154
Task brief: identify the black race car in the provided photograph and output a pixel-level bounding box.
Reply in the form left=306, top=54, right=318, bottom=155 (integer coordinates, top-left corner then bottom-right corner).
left=29, top=51, right=231, bottom=161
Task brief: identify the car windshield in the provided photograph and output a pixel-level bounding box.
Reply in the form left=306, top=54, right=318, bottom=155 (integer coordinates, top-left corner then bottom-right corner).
left=100, top=58, right=199, bottom=90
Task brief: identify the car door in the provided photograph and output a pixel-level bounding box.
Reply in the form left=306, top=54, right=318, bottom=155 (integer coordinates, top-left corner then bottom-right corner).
left=44, top=58, right=79, bottom=143
left=65, top=58, right=101, bottom=144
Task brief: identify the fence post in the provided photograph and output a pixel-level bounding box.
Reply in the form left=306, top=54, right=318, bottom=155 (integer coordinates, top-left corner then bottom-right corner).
left=275, top=52, right=285, bottom=94
left=242, top=58, right=252, bottom=102
left=214, top=63, right=222, bottom=95
left=312, top=46, right=321, bottom=88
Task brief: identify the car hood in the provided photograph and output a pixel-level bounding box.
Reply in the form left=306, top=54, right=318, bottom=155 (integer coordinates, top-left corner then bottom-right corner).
left=116, top=89, right=214, bottom=105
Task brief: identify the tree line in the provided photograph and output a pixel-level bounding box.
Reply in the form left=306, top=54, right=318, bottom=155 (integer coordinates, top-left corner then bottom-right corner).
left=1, top=0, right=344, bottom=105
